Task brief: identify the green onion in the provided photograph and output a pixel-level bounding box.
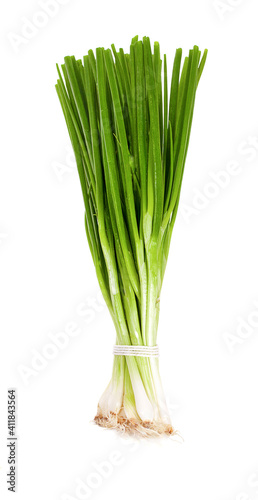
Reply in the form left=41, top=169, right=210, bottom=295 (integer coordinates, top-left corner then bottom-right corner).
left=56, top=36, right=208, bottom=437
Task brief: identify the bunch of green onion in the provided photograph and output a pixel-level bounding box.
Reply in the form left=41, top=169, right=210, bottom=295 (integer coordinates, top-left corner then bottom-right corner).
left=56, top=36, right=207, bottom=436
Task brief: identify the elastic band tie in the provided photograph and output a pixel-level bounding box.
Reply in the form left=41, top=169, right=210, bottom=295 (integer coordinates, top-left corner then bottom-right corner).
left=113, top=345, right=159, bottom=358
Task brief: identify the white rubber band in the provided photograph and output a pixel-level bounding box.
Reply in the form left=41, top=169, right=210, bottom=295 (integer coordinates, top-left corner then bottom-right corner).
left=113, top=345, right=159, bottom=358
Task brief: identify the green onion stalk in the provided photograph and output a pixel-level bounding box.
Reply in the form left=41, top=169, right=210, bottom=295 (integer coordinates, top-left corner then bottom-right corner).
left=56, top=36, right=207, bottom=436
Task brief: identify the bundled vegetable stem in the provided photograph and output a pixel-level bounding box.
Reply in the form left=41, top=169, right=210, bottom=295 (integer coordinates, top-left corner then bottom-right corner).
left=56, top=36, right=207, bottom=437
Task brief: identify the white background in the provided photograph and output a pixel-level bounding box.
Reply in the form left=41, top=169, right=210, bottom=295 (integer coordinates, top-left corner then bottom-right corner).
left=1, top=0, right=258, bottom=499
